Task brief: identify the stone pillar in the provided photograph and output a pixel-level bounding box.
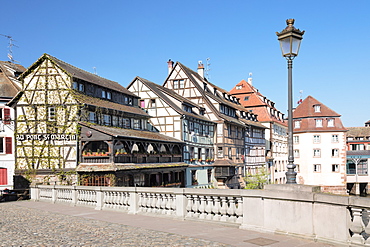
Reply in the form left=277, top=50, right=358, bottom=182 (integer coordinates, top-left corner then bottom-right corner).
left=128, top=188, right=139, bottom=214
left=30, top=186, right=39, bottom=201
left=174, top=189, right=187, bottom=219
left=95, top=187, right=103, bottom=210
left=71, top=186, right=77, bottom=206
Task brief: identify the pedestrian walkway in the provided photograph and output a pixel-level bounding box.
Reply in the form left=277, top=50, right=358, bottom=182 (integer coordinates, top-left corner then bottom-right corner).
left=2, top=200, right=336, bottom=246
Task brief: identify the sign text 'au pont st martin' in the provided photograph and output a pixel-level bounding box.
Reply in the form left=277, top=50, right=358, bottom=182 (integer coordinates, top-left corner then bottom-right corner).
left=16, top=134, right=77, bottom=141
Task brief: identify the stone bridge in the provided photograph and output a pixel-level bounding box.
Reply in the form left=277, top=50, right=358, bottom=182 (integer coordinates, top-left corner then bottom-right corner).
left=30, top=184, right=370, bottom=246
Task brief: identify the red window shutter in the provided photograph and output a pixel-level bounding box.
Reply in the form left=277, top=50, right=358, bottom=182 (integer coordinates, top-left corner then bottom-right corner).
left=0, top=168, right=7, bottom=185
left=4, top=108, right=10, bottom=124
left=5, top=137, right=12, bottom=154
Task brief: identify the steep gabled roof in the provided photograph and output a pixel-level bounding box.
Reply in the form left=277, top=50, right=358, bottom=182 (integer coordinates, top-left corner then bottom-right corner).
left=293, top=95, right=346, bottom=133
left=230, top=79, right=286, bottom=125
left=132, top=77, right=212, bottom=122
left=293, top=95, right=341, bottom=118
left=0, top=61, right=26, bottom=98
left=174, top=62, right=260, bottom=127
left=20, top=54, right=137, bottom=98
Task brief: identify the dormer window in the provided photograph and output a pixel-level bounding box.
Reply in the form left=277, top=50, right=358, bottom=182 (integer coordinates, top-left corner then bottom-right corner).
left=327, top=118, right=334, bottom=127
left=244, top=96, right=249, bottom=101
left=314, top=105, right=321, bottom=113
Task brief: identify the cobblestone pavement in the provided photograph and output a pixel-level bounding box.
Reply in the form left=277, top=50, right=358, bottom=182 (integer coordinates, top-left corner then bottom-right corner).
left=0, top=203, right=230, bottom=247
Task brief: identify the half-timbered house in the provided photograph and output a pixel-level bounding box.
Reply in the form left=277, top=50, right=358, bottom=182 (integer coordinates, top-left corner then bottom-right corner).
left=163, top=60, right=266, bottom=189
left=127, top=76, right=216, bottom=188
left=8, top=54, right=186, bottom=187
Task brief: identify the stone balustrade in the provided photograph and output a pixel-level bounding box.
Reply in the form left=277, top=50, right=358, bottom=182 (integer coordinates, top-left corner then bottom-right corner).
left=31, top=184, right=370, bottom=246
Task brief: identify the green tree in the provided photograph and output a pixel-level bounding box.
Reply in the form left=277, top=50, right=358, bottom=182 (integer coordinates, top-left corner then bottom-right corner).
left=244, top=167, right=269, bottom=189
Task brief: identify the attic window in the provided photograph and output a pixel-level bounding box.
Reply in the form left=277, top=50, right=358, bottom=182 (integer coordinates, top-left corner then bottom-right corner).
left=244, top=96, right=249, bottom=101
left=236, top=85, right=242, bottom=90
left=314, top=105, right=321, bottom=113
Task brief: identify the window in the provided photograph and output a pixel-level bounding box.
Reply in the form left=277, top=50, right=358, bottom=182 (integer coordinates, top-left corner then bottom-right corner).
left=133, top=119, right=141, bottom=129
left=150, top=99, right=156, bottom=108
left=140, top=100, right=145, bottom=108
left=102, top=90, right=106, bottom=98
left=3, top=108, right=11, bottom=124
left=314, top=164, right=321, bottom=172
left=48, top=107, right=56, bottom=121
left=112, top=116, right=119, bottom=126
left=89, top=112, right=96, bottom=123
left=294, top=149, right=300, bottom=158
left=0, top=137, right=12, bottom=154
left=332, top=134, right=339, bottom=143
left=327, top=119, right=334, bottom=127
left=294, top=120, right=300, bottom=129
left=314, top=105, right=321, bottom=112
left=331, top=149, right=339, bottom=157
left=244, top=96, right=249, bottom=101
left=228, top=147, right=232, bottom=159
left=217, top=147, right=223, bottom=157
left=295, top=164, right=300, bottom=173
left=313, top=135, right=320, bottom=143
left=107, top=92, right=111, bottom=100
left=332, top=164, right=339, bottom=172
left=313, top=149, right=321, bottom=157
left=173, top=79, right=185, bottom=89
left=315, top=119, right=323, bottom=127
left=103, top=114, right=111, bottom=126
left=293, top=136, right=299, bottom=144
left=122, top=118, right=130, bottom=128
left=236, top=85, right=242, bottom=90
left=79, top=83, right=84, bottom=92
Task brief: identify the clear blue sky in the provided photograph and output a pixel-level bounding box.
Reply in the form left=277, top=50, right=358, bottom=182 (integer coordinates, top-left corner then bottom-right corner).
left=1, top=0, right=369, bottom=127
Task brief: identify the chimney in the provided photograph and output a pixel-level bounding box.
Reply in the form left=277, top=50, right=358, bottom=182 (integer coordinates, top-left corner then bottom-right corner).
left=248, top=72, right=253, bottom=85
left=167, top=59, right=174, bottom=75
left=198, top=61, right=204, bottom=78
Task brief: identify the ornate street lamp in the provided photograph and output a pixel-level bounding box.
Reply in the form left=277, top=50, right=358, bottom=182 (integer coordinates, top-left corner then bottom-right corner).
left=276, top=19, right=305, bottom=184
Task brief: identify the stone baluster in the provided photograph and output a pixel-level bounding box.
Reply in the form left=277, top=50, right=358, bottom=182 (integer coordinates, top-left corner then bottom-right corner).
left=235, top=197, right=243, bottom=224
left=150, top=193, right=157, bottom=213
left=161, top=194, right=168, bottom=215
left=227, top=197, right=236, bottom=223
left=212, top=196, right=221, bottom=221
left=124, top=192, right=130, bottom=210
left=205, top=196, right=213, bottom=220
left=349, top=207, right=365, bottom=245
left=220, top=196, right=228, bottom=222
left=155, top=194, right=162, bottom=214
left=198, top=196, right=206, bottom=219
left=186, top=194, right=193, bottom=218
left=104, top=191, right=110, bottom=208
left=140, top=193, right=147, bottom=213
left=192, top=195, right=200, bottom=218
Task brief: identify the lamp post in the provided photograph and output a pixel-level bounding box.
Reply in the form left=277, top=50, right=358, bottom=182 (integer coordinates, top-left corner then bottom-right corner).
left=276, top=19, right=305, bottom=184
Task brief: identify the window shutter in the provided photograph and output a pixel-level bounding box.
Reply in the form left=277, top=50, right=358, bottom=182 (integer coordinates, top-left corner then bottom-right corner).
left=4, top=108, right=10, bottom=124
left=5, top=137, right=12, bottom=154
left=0, top=168, right=7, bottom=185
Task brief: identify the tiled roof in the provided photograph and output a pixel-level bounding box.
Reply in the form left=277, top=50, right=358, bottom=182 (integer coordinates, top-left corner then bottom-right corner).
left=293, top=96, right=346, bottom=133
left=293, top=95, right=341, bottom=118
left=230, top=79, right=286, bottom=125
left=0, top=61, right=26, bottom=97
left=347, top=127, right=370, bottom=137
left=79, top=122, right=184, bottom=143
left=74, top=92, right=149, bottom=117
left=132, top=77, right=212, bottom=122
left=20, top=54, right=138, bottom=97
left=76, top=162, right=188, bottom=172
